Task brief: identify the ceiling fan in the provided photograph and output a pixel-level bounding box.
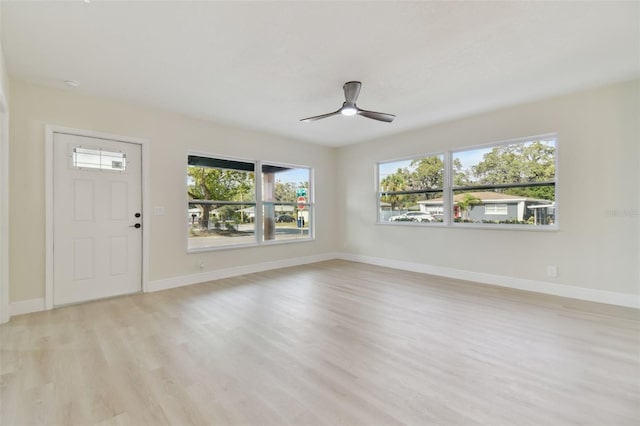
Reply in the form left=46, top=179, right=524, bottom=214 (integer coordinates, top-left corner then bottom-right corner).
left=300, top=81, right=396, bottom=123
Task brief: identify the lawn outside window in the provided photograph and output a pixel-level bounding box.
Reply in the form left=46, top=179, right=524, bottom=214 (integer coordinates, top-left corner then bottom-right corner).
left=377, top=134, right=558, bottom=230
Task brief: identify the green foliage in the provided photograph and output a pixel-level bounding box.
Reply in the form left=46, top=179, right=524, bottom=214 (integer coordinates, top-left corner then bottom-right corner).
left=452, top=158, right=469, bottom=186
left=274, top=180, right=309, bottom=203
left=472, top=141, right=555, bottom=183
left=188, top=166, right=254, bottom=229
left=217, top=205, right=238, bottom=221
left=471, top=141, right=555, bottom=200
left=409, top=157, right=444, bottom=189
left=188, top=167, right=254, bottom=201
left=457, top=193, right=481, bottom=220
left=380, top=168, right=410, bottom=209
left=274, top=181, right=297, bottom=202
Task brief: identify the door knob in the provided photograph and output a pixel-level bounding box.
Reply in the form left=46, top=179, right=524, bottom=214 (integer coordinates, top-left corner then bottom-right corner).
left=129, top=223, right=141, bottom=228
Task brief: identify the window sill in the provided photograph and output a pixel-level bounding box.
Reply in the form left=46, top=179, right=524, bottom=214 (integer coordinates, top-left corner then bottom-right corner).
left=376, top=221, right=558, bottom=232
left=187, top=236, right=315, bottom=253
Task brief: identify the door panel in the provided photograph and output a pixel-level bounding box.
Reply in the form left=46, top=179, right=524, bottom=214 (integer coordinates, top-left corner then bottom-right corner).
left=109, top=236, right=129, bottom=275
left=53, top=133, right=142, bottom=306
left=74, top=180, right=94, bottom=221
left=73, top=238, right=94, bottom=280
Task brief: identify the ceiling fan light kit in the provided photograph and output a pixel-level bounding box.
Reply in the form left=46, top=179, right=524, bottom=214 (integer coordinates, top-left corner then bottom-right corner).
left=301, top=81, right=396, bottom=123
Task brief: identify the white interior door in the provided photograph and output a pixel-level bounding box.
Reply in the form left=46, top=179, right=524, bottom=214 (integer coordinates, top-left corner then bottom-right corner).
left=53, top=132, right=142, bottom=306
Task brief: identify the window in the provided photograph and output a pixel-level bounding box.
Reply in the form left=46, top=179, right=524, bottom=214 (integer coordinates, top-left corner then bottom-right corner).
left=484, top=204, right=508, bottom=215
left=377, top=135, right=557, bottom=229
left=187, top=154, right=312, bottom=251
left=72, top=147, right=126, bottom=171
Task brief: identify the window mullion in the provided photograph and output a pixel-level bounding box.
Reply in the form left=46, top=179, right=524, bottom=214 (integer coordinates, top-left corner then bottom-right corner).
left=255, top=160, right=263, bottom=244
left=443, top=151, right=453, bottom=225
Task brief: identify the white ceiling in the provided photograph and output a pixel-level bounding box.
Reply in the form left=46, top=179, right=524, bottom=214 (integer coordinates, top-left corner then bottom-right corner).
left=2, top=1, right=639, bottom=147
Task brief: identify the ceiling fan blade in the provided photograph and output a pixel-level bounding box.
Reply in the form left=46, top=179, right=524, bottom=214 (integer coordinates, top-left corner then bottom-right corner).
left=343, top=81, right=362, bottom=104
left=357, top=109, right=396, bottom=123
left=300, top=110, right=341, bottom=122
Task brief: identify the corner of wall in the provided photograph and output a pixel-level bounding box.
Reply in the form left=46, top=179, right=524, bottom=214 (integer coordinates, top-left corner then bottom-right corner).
left=0, top=35, right=11, bottom=324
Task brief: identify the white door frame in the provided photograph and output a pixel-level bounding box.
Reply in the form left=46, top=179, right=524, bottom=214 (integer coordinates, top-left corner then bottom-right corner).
left=0, top=85, right=9, bottom=323
left=45, top=125, right=150, bottom=310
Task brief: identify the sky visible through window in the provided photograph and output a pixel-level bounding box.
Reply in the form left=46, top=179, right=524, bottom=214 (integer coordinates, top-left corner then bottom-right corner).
left=275, top=167, right=308, bottom=186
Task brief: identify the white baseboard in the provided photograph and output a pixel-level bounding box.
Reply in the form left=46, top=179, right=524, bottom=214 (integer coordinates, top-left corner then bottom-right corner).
left=9, top=298, right=46, bottom=317
left=147, top=252, right=339, bottom=293
left=6, top=252, right=636, bottom=321
left=336, top=253, right=639, bottom=309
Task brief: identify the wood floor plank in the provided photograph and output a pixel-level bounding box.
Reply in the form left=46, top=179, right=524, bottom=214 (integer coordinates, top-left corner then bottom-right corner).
left=1, top=260, right=638, bottom=425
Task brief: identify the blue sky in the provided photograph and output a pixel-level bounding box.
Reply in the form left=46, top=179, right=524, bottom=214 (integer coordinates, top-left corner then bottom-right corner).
left=274, top=167, right=309, bottom=186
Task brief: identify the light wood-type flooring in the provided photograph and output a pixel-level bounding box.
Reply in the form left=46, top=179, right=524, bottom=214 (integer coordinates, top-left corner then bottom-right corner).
left=1, top=260, right=639, bottom=425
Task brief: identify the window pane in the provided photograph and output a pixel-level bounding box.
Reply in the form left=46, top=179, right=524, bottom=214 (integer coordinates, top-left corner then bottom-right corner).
left=452, top=187, right=555, bottom=225
left=453, top=139, right=556, bottom=186
left=452, top=138, right=556, bottom=226
left=73, top=147, right=126, bottom=171
left=378, top=155, right=444, bottom=224
left=262, top=164, right=311, bottom=241
left=187, top=157, right=256, bottom=249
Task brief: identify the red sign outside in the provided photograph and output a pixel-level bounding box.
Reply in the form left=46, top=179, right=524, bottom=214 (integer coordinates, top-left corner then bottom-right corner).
left=297, top=196, right=306, bottom=210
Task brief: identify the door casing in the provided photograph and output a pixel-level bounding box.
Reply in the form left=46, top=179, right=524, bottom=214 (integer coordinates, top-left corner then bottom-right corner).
left=0, top=86, right=8, bottom=323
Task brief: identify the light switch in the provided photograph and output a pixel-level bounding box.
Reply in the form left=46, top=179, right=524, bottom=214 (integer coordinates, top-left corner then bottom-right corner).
left=154, top=206, right=165, bottom=216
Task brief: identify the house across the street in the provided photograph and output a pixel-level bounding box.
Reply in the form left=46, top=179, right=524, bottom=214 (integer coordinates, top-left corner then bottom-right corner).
left=418, top=191, right=555, bottom=224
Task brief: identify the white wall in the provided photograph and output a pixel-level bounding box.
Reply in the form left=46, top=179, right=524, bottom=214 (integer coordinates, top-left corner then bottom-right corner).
left=7, top=78, right=639, bottom=311
left=9, top=79, right=339, bottom=303
left=0, top=7, right=10, bottom=322
left=337, top=79, right=640, bottom=300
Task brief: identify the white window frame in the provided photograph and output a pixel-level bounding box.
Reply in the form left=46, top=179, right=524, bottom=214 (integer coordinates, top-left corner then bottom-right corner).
left=376, top=133, right=558, bottom=231
left=187, top=152, right=314, bottom=252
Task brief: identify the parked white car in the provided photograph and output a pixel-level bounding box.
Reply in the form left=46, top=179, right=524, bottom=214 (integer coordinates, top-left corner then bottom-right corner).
left=388, top=211, right=436, bottom=222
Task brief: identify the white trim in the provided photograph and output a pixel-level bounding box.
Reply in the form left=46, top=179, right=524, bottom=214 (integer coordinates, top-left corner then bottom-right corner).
left=443, top=151, right=452, bottom=226
left=141, top=140, right=151, bottom=292
left=148, top=253, right=338, bottom=292
left=45, top=125, right=150, bottom=308
left=9, top=298, right=46, bottom=317
left=336, top=253, right=639, bottom=309
left=0, top=80, right=8, bottom=323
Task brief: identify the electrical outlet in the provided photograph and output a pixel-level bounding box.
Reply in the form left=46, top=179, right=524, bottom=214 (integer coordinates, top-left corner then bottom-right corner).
left=546, top=265, right=558, bottom=277
left=199, top=260, right=206, bottom=270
